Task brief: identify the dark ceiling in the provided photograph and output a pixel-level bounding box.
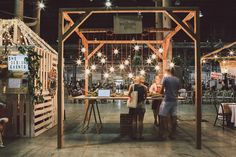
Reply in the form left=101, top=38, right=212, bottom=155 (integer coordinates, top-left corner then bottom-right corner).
left=0, top=0, right=236, bottom=44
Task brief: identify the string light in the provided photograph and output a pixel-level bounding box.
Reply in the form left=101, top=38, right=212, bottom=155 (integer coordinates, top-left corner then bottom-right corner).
left=155, top=65, right=160, bottom=71
left=229, top=50, right=234, bottom=55
left=170, top=62, right=175, bottom=68
left=109, top=66, right=115, bottom=72
left=151, top=54, right=156, bottom=59
left=81, top=47, right=86, bottom=53
left=85, top=69, right=91, bottom=75
left=214, top=55, right=218, bottom=58
left=76, top=59, right=82, bottom=65
left=159, top=47, right=164, bottom=53
left=38, top=1, right=45, bottom=9
left=91, top=64, right=96, bottom=70
left=105, top=0, right=112, bottom=8
left=202, top=60, right=206, bottom=63
left=119, top=64, right=125, bottom=70
left=104, top=72, right=109, bottom=78
left=113, top=48, right=119, bottom=55
left=128, top=73, right=134, bottom=78
left=101, top=58, right=106, bottom=64
left=140, top=69, right=145, bottom=75
left=146, top=58, right=152, bottom=64
left=134, top=45, right=140, bottom=51
left=124, top=59, right=129, bottom=65
left=97, top=51, right=102, bottom=57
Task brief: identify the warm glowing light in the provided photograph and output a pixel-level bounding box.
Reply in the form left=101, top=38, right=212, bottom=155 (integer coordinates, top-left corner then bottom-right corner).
left=113, top=48, right=119, bottom=55
left=229, top=50, right=234, bottom=55
left=85, top=69, right=90, bottom=75
left=202, top=60, right=206, bottom=63
left=81, top=47, right=86, bottom=53
left=104, top=72, right=109, bottom=78
left=159, top=47, right=164, bottom=53
left=76, top=59, right=82, bottom=65
left=109, top=66, right=115, bottom=72
left=146, top=58, right=152, bottom=64
left=128, top=73, right=134, bottom=78
left=140, top=69, right=145, bottom=75
left=170, top=62, right=175, bottom=68
left=155, top=65, right=160, bottom=71
left=214, top=55, right=218, bottom=58
left=124, top=60, right=129, bottom=65
left=91, top=64, right=96, bottom=70
left=105, top=0, right=112, bottom=7
left=151, top=54, right=156, bottom=59
left=101, top=58, right=106, bottom=64
left=134, top=45, right=140, bottom=51
left=119, top=64, right=125, bottom=70
left=97, top=51, right=102, bottom=57
left=38, top=1, right=45, bottom=9
left=223, top=60, right=226, bottom=64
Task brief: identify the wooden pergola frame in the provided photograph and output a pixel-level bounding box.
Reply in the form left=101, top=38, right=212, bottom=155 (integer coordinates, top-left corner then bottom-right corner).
left=58, top=7, right=201, bottom=149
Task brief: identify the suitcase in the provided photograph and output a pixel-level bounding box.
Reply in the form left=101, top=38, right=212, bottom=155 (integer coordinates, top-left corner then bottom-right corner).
left=120, top=113, right=132, bottom=136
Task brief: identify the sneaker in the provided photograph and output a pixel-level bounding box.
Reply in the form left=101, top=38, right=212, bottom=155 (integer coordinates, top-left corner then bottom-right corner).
left=0, top=144, right=5, bottom=148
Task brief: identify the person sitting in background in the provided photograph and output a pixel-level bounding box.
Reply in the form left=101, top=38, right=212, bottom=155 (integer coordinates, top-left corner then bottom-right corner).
left=0, top=102, right=9, bottom=148
left=128, top=76, right=147, bottom=140
left=149, top=75, right=162, bottom=126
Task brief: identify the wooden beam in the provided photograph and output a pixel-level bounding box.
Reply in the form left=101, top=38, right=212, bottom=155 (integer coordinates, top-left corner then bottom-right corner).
left=164, top=12, right=194, bottom=41
left=62, top=12, right=92, bottom=42
left=194, top=10, right=202, bottom=150
left=57, top=9, right=64, bottom=149
left=203, top=56, right=236, bottom=60
left=88, top=43, right=104, bottom=60
left=60, top=7, right=198, bottom=14
left=165, top=10, right=196, bottom=41
left=87, top=40, right=163, bottom=44
left=202, top=41, right=236, bottom=59
left=146, top=43, right=163, bottom=60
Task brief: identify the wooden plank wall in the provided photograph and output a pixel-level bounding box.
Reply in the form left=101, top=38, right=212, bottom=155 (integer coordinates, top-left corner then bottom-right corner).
left=28, top=47, right=58, bottom=137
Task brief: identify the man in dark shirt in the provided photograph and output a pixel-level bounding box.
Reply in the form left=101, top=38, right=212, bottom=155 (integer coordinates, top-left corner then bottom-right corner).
left=159, top=69, right=180, bottom=140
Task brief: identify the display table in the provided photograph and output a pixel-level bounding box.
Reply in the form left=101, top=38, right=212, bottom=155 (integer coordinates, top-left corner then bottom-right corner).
left=72, top=95, right=184, bottom=133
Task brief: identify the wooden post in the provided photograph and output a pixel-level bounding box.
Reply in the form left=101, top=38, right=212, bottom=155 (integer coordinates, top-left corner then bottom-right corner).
left=84, top=43, right=89, bottom=111
left=14, top=0, right=24, bottom=20
left=194, top=10, right=201, bottom=149
left=57, top=9, right=64, bottom=149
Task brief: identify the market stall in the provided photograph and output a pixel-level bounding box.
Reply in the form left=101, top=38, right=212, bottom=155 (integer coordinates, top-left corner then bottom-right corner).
left=0, top=19, right=58, bottom=137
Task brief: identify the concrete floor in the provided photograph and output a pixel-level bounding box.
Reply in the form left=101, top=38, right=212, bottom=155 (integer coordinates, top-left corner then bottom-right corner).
left=0, top=100, right=236, bottom=157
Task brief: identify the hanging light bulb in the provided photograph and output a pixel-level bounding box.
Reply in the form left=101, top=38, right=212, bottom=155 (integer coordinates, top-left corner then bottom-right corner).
left=104, top=72, right=109, bottom=78
left=151, top=54, right=156, bottom=59
left=76, top=59, right=82, bottom=65
left=119, top=64, right=125, bottom=70
left=214, top=55, right=218, bottom=58
left=146, top=58, right=152, bottom=64
left=223, top=60, right=226, bottom=64
left=202, top=60, right=206, bottom=63
left=85, top=69, right=91, bottom=75
left=91, top=64, right=96, bottom=70
left=81, top=47, right=86, bottom=53
left=229, top=50, right=234, bottom=55
left=170, top=62, right=175, bottom=68
left=140, top=69, right=145, bottom=75
left=105, top=0, right=112, bottom=8
left=155, top=65, right=160, bottom=71
left=38, top=1, right=45, bottom=9
left=100, top=58, right=106, bottom=64
left=113, top=48, right=119, bottom=55
left=109, top=66, right=115, bottom=72
left=97, top=51, right=102, bottom=57
left=124, top=60, right=129, bottom=65
left=128, top=73, right=134, bottom=78
left=159, top=47, right=164, bottom=53
left=134, top=45, right=140, bottom=51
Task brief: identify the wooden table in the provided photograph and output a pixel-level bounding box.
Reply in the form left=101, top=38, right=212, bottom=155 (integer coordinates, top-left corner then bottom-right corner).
left=73, top=95, right=184, bottom=133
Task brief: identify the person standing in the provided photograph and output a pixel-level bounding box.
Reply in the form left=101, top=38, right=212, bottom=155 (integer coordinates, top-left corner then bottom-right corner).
left=159, top=69, right=180, bottom=140
left=128, top=76, right=147, bottom=139
left=0, top=102, right=9, bottom=148
left=149, top=75, right=162, bottom=126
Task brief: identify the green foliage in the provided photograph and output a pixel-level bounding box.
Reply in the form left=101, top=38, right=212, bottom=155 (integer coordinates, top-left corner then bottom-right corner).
left=132, top=54, right=142, bottom=66
left=18, top=46, right=44, bottom=104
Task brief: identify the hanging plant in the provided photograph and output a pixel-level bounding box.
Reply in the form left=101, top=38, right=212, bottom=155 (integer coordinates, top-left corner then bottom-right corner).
left=132, top=52, right=142, bottom=66
left=18, top=46, right=44, bottom=104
